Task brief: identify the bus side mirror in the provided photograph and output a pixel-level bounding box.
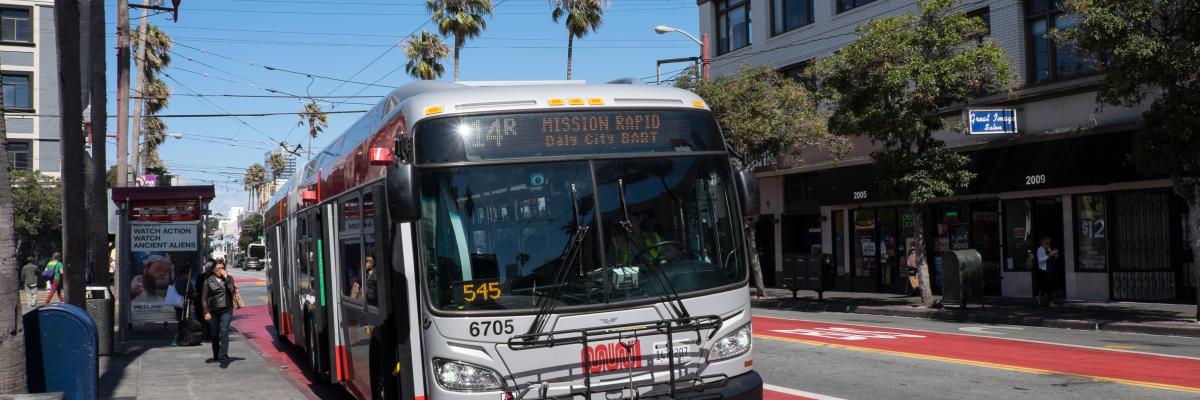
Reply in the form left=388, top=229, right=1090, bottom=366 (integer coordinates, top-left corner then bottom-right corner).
left=386, top=163, right=422, bottom=222
left=735, top=168, right=760, bottom=217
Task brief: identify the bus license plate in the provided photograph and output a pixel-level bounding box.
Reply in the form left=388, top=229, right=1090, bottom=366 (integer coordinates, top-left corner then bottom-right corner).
left=652, top=342, right=690, bottom=365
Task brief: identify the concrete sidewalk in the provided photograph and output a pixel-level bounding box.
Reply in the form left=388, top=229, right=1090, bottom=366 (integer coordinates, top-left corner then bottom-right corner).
left=99, top=323, right=306, bottom=400
left=751, top=288, right=1200, bottom=338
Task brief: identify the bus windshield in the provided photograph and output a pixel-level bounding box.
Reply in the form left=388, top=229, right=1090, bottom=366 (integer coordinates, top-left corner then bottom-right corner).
left=420, top=155, right=746, bottom=312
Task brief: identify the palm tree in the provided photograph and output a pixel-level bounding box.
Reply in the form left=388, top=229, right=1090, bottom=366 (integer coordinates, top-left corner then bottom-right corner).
left=427, top=0, right=494, bottom=81
left=244, top=164, right=267, bottom=210
left=266, top=152, right=286, bottom=183
left=141, top=116, right=168, bottom=175
left=0, top=63, right=28, bottom=394
left=404, top=31, right=450, bottom=80
left=130, top=22, right=172, bottom=178
left=551, top=0, right=605, bottom=80
left=297, top=101, right=328, bottom=162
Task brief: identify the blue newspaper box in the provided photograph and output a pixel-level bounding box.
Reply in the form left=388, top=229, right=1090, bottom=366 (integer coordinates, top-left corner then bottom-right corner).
left=23, top=303, right=98, bottom=400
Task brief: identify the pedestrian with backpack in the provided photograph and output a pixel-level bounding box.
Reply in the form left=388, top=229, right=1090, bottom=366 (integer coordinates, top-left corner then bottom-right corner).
left=43, top=252, right=64, bottom=304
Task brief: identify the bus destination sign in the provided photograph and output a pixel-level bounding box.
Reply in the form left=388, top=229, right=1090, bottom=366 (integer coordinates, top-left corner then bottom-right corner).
left=416, top=110, right=722, bottom=163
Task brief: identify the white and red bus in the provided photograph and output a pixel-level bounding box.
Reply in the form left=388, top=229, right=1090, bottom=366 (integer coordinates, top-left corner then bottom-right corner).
left=263, top=80, right=763, bottom=399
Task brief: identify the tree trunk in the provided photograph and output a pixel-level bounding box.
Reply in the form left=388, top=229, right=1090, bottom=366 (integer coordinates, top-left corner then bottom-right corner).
left=56, top=0, right=87, bottom=308
left=745, top=219, right=766, bottom=298
left=453, top=36, right=462, bottom=82
left=89, top=0, right=108, bottom=286
left=912, top=206, right=935, bottom=307
left=128, top=3, right=149, bottom=181
left=566, top=33, right=574, bottom=80
left=0, top=57, right=28, bottom=395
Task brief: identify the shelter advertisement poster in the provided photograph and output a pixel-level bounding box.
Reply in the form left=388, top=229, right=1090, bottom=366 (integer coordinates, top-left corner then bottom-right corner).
left=129, top=221, right=202, bottom=323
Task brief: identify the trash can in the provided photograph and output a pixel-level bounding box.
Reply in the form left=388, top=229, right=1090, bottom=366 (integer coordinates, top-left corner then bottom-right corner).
left=85, top=286, right=114, bottom=356
left=23, top=304, right=99, bottom=400
left=941, top=249, right=983, bottom=308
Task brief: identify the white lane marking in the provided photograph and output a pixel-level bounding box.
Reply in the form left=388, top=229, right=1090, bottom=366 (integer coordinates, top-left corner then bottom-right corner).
left=754, top=314, right=1200, bottom=361
left=764, top=384, right=850, bottom=400
left=959, top=326, right=1024, bottom=335
left=772, top=326, right=925, bottom=341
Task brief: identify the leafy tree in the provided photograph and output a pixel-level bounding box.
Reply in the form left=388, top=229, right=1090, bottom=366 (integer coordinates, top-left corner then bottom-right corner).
left=238, top=213, right=263, bottom=250
left=0, top=74, right=27, bottom=394
left=675, top=65, right=847, bottom=297
left=427, top=0, right=493, bottom=81
left=298, top=101, right=329, bottom=162
left=404, top=31, right=450, bottom=80
left=551, top=0, right=604, bottom=80
left=1057, top=0, right=1200, bottom=319
left=12, top=170, right=63, bottom=258
left=813, top=0, right=1012, bottom=307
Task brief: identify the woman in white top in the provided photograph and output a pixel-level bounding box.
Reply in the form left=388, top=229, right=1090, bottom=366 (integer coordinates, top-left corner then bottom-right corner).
left=1035, top=236, right=1059, bottom=305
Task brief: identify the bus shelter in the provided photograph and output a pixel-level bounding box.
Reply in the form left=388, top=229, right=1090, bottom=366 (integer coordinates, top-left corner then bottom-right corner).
left=112, top=185, right=215, bottom=339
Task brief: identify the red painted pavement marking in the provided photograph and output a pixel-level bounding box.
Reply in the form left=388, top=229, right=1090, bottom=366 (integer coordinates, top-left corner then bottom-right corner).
left=764, top=389, right=813, bottom=400
left=753, top=316, right=1200, bottom=392
left=232, top=304, right=344, bottom=400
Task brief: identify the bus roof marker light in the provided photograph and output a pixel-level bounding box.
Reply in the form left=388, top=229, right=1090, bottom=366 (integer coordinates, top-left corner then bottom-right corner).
left=588, top=98, right=604, bottom=105
left=548, top=98, right=565, bottom=106
left=568, top=98, right=585, bottom=105
left=369, top=147, right=394, bottom=165
left=692, top=100, right=706, bottom=108
left=424, top=105, right=444, bottom=115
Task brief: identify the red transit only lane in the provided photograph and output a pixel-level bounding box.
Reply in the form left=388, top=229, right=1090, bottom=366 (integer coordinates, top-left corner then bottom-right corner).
left=752, top=315, right=1200, bottom=394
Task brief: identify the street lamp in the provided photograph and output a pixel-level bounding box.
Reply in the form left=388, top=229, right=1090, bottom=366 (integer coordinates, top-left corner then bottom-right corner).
left=655, top=25, right=710, bottom=80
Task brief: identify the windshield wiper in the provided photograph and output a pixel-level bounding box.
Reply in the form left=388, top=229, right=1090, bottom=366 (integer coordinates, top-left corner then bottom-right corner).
left=526, top=184, right=590, bottom=336
left=615, top=179, right=691, bottom=320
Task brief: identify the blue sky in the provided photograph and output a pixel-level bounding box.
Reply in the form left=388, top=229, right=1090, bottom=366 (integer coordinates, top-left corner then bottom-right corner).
left=104, top=0, right=702, bottom=215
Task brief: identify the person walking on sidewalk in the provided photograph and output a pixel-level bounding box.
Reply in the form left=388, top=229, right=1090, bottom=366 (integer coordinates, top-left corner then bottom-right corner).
left=202, top=261, right=238, bottom=367
left=1035, top=236, right=1059, bottom=306
left=22, top=257, right=39, bottom=307
left=43, top=252, right=65, bottom=304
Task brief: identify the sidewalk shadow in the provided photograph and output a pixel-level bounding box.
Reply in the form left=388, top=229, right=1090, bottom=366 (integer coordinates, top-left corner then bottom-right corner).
left=247, top=324, right=354, bottom=400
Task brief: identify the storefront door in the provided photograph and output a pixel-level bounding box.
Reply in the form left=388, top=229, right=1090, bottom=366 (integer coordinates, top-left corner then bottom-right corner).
left=852, top=209, right=878, bottom=292
left=1032, top=198, right=1066, bottom=297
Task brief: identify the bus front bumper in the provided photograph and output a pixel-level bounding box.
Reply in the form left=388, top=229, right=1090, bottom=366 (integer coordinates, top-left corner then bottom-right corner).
left=695, top=370, right=762, bottom=400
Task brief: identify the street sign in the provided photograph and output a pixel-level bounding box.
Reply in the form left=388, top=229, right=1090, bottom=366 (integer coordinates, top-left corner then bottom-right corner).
left=967, top=109, right=1018, bottom=135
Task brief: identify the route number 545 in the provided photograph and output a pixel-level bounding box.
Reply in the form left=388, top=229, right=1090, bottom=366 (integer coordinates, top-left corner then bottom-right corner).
left=462, top=281, right=502, bottom=302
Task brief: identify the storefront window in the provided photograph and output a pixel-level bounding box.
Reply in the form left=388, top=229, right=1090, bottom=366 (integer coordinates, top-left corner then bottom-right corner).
left=878, top=209, right=897, bottom=288
left=1075, top=194, right=1107, bottom=271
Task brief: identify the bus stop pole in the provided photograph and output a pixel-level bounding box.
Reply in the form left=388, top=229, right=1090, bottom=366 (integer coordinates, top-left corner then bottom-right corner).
left=117, top=202, right=129, bottom=342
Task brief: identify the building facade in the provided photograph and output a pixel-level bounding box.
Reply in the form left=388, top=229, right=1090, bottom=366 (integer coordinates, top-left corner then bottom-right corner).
left=698, top=0, right=1196, bottom=303
left=2, top=0, right=92, bottom=177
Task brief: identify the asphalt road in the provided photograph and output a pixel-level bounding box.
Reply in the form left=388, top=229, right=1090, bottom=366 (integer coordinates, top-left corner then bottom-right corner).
left=753, top=308, right=1200, bottom=400
left=230, top=266, right=270, bottom=307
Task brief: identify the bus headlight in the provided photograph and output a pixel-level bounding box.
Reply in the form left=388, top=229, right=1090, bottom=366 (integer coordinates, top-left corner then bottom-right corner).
left=708, top=323, right=752, bottom=362
left=433, top=358, right=505, bottom=391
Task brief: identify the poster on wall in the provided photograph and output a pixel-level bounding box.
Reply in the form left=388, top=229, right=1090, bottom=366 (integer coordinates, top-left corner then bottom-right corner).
left=129, top=221, right=202, bottom=323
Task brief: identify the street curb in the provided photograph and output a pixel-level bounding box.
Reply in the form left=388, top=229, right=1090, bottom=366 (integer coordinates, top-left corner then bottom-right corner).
left=751, top=299, right=1200, bottom=338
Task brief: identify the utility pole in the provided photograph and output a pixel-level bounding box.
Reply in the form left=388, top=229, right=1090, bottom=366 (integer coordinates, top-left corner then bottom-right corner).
left=56, top=0, right=87, bottom=308
left=128, top=0, right=149, bottom=180
left=89, top=0, right=109, bottom=285
left=115, top=0, right=129, bottom=186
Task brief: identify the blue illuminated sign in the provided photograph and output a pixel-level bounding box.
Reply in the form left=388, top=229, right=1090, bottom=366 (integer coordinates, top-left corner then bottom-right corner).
left=967, top=109, right=1018, bottom=135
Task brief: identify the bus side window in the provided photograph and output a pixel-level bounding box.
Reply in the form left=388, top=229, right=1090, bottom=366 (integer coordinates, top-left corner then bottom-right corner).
left=340, top=194, right=364, bottom=301
left=363, top=190, right=379, bottom=308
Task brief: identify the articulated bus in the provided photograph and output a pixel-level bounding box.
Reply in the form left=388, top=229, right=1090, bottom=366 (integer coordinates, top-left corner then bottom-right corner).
left=263, top=80, right=763, bottom=400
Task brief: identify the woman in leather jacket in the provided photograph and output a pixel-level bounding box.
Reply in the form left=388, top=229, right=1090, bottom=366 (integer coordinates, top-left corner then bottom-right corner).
left=201, top=261, right=237, bottom=367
